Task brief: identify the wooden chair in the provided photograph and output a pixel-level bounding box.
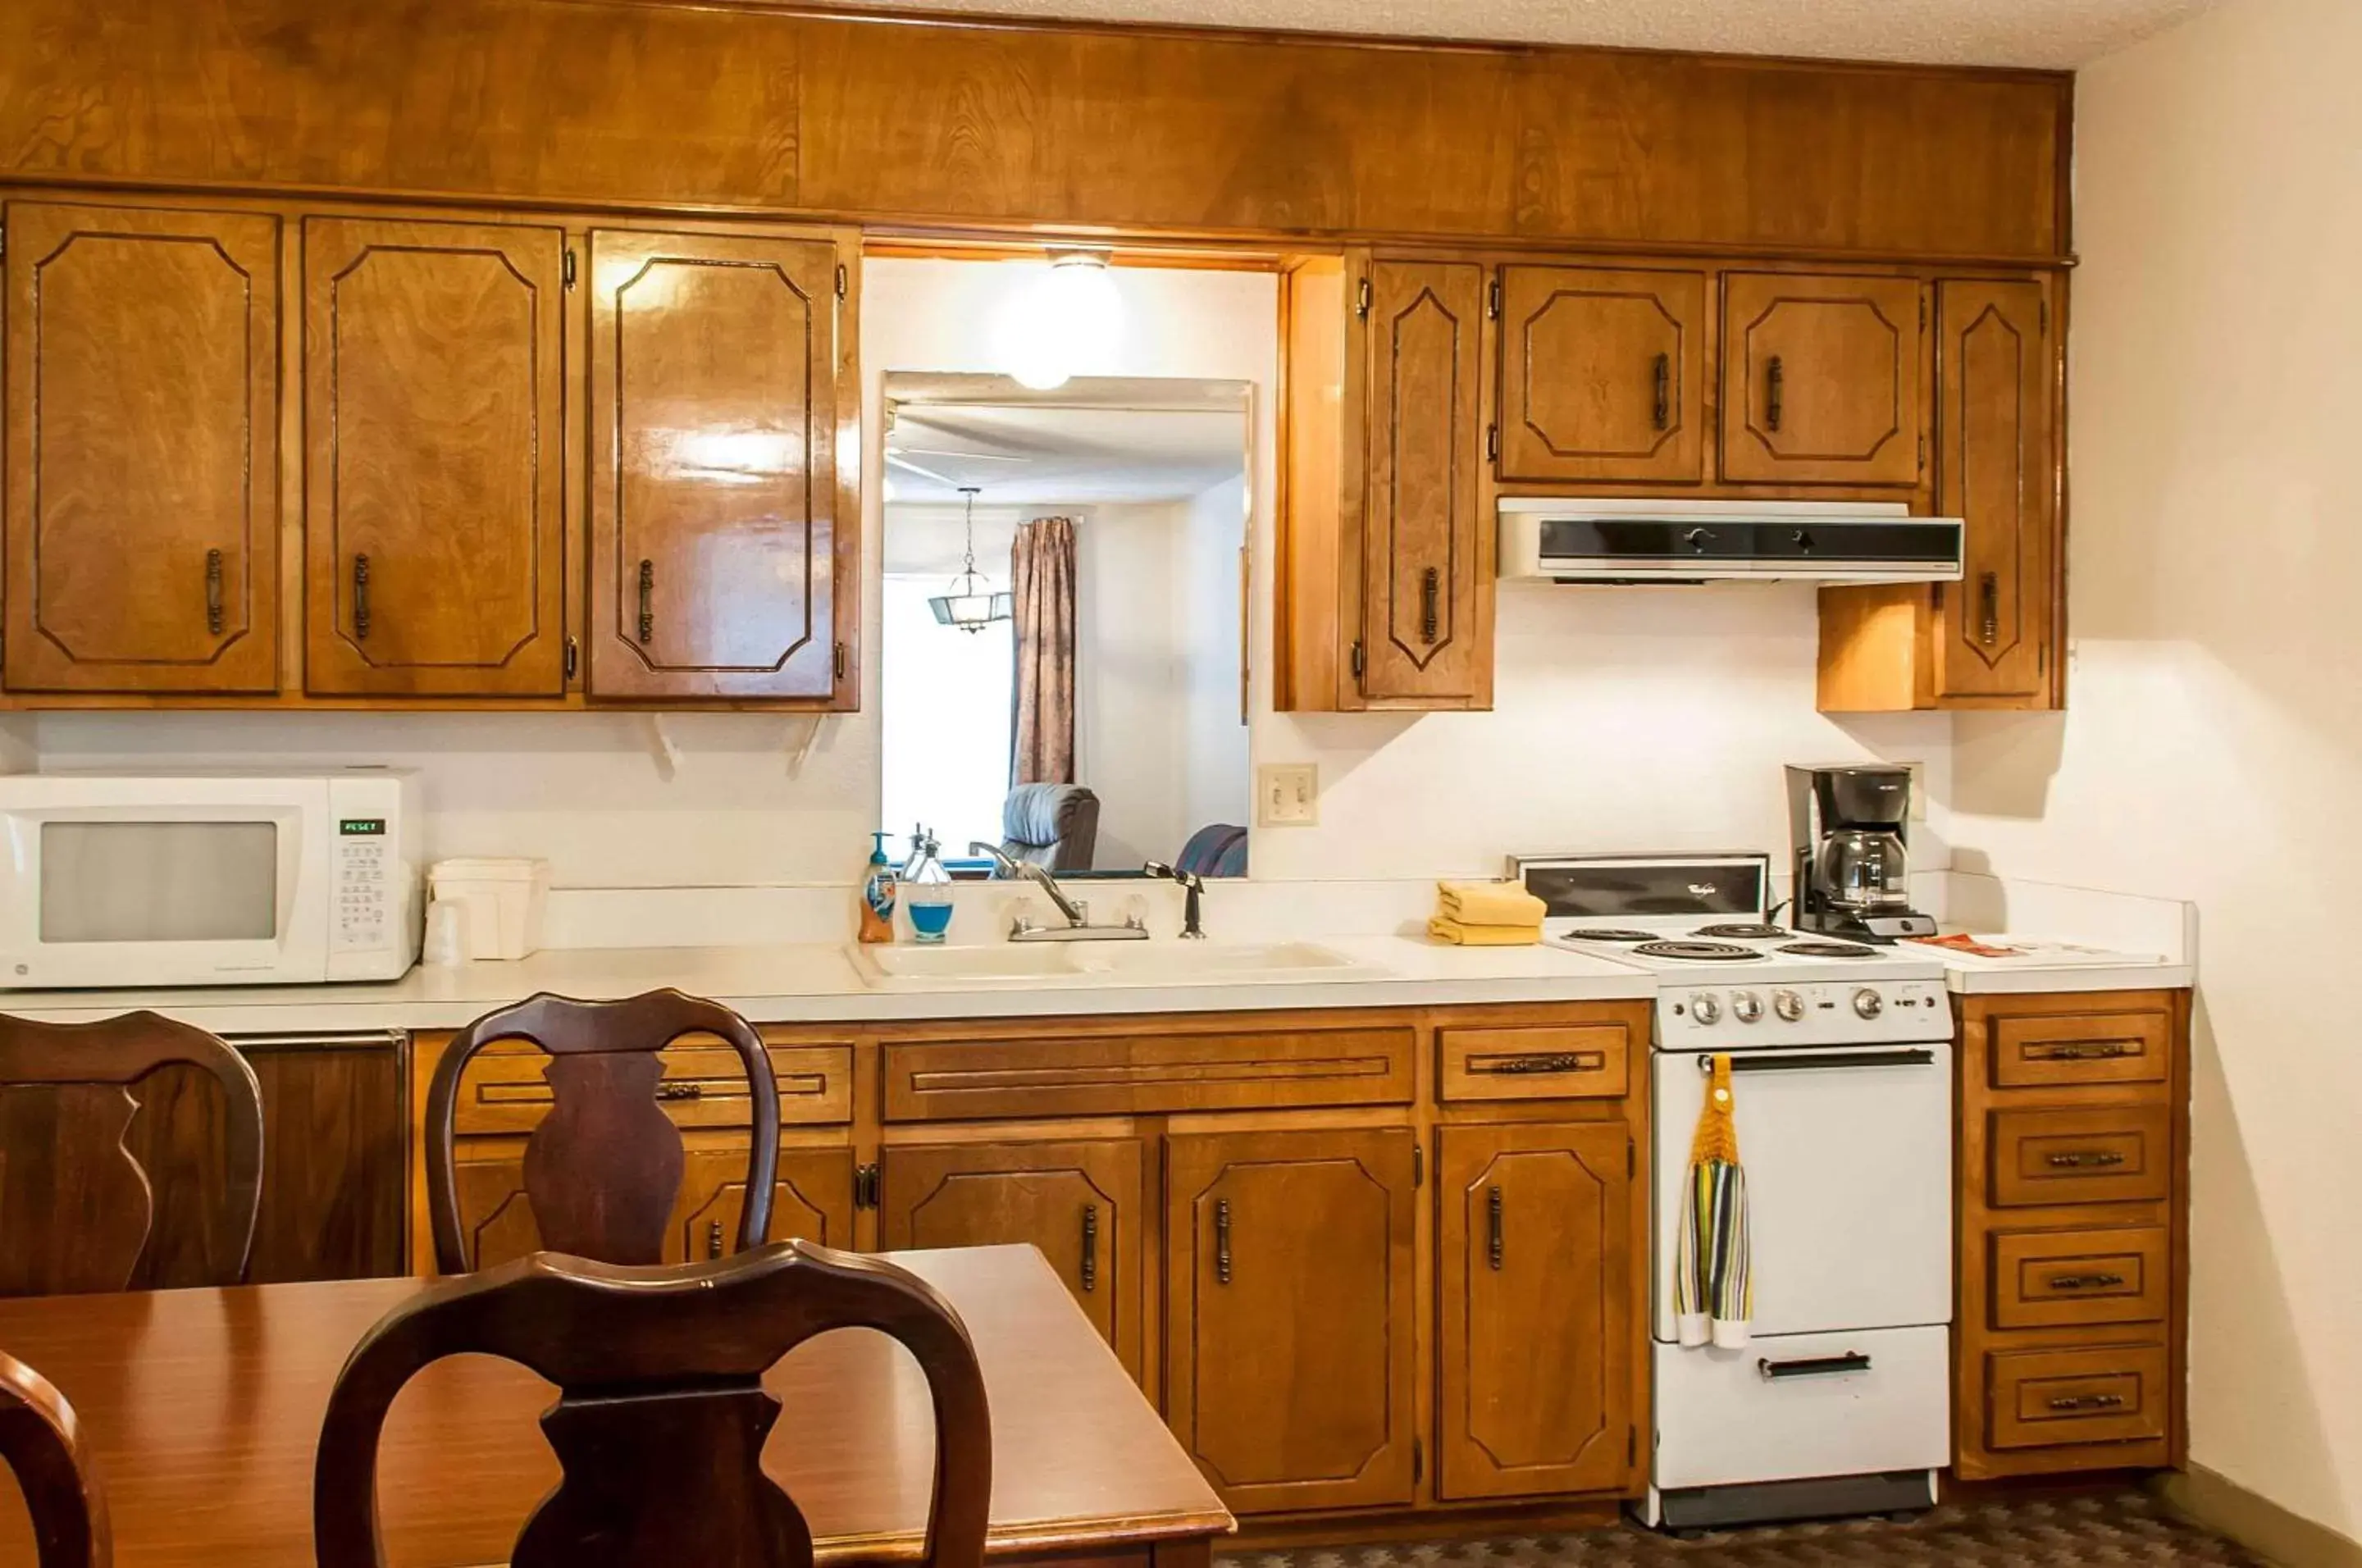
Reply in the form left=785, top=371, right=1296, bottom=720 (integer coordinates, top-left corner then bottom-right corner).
left=0, top=1351, right=111, bottom=1566
left=0, top=1011, right=264, bottom=1297
left=423, top=990, right=781, bottom=1274
left=313, top=1240, right=992, bottom=1568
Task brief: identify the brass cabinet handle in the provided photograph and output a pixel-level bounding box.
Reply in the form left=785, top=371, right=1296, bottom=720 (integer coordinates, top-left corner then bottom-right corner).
left=706, top=1219, right=723, bottom=1260
left=2048, top=1393, right=2127, bottom=1412
left=353, top=553, right=372, bottom=640
left=1420, top=566, right=1440, bottom=645
left=204, top=548, right=224, bottom=635
left=2045, top=1272, right=2128, bottom=1292
left=654, top=1080, right=704, bottom=1101
left=1475, top=1051, right=1603, bottom=1076
left=1980, top=571, right=2000, bottom=645
left=1213, top=1197, right=1232, bottom=1285
left=637, top=558, right=655, bottom=645
left=2045, top=1149, right=2127, bottom=1169
left=2031, top=1042, right=2136, bottom=1061
left=1079, top=1202, right=1098, bottom=1293
left=1487, top=1186, right=1504, bottom=1271
left=1765, top=354, right=1785, bottom=432
left=1652, top=352, right=1671, bottom=431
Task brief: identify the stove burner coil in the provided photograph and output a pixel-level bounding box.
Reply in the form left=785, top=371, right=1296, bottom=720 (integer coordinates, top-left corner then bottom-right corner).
left=1780, top=941, right=1881, bottom=959
left=1632, top=940, right=1767, bottom=961
left=1562, top=928, right=1657, bottom=942
left=1694, top=923, right=1790, bottom=940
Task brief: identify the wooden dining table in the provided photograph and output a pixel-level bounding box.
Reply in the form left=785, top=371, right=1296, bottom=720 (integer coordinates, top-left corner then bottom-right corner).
left=0, top=1243, right=1233, bottom=1568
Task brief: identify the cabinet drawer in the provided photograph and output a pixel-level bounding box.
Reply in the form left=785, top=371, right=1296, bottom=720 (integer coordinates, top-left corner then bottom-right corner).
left=1989, top=1105, right=2172, bottom=1209
left=1437, top=1023, right=1629, bottom=1101
left=454, top=1040, right=852, bottom=1134
left=1990, top=1009, right=2170, bottom=1090
left=884, top=1025, right=1414, bottom=1121
left=1990, top=1225, right=2169, bottom=1330
left=1986, top=1344, right=2169, bottom=1451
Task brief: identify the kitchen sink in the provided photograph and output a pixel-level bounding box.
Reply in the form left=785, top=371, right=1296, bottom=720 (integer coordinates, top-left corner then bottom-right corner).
left=850, top=939, right=1374, bottom=988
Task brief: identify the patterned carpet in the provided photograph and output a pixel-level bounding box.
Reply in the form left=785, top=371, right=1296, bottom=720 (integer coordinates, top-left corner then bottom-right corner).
left=1220, top=1492, right=2264, bottom=1567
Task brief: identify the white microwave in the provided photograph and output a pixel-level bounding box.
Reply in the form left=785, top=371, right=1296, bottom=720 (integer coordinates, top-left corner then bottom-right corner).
left=0, top=770, right=423, bottom=989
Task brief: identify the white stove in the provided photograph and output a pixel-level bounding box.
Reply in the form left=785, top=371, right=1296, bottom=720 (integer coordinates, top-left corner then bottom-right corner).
left=1516, top=854, right=1954, bottom=1533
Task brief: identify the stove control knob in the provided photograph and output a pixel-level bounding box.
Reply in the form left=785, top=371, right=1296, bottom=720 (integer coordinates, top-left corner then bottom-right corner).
left=1730, top=991, right=1763, bottom=1024
left=1691, top=992, right=1722, bottom=1025
left=1853, top=987, right=1885, bottom=1020
left=1772, top=988, right=1805, bottom=1023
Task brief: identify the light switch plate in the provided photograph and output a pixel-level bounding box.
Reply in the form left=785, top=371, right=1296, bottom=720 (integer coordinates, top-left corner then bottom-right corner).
left=1257, top=763, right=1319, bottom=827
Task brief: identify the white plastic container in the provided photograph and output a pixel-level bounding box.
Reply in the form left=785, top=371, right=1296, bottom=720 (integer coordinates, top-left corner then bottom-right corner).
left=426, top=858, right=549, bottom=961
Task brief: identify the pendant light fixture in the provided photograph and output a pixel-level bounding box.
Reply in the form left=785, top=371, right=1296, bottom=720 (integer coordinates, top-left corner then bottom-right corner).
left=992, top=251, right=1126, bottom=391
left=928, top=486, right=1014, bottom=633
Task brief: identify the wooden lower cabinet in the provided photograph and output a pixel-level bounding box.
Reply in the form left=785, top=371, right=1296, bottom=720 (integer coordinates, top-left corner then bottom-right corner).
left=1165, top=1126, right=1420, bottom=1514
left=1435, top=1122, right=1637, bottom=1501
left=879, top=1137, right=1144, bottom=1380
left=125, top=1033, right=407, bottom=1287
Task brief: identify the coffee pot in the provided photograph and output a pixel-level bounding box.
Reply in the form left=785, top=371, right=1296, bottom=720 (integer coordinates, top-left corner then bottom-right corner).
left=1785, top=764, right=1938, bottom=942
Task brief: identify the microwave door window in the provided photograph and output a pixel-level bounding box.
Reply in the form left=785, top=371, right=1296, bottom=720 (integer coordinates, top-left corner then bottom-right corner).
left=40, top=821, right=280, bottom=943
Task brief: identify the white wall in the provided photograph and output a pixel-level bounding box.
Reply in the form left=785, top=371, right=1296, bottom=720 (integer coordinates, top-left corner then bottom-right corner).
left=1944, top=0, right=2362, bottom=1541
left=1074, top=500, right=1190, bottom=868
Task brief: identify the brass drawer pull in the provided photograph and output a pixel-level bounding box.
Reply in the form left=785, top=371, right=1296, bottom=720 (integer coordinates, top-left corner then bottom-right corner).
left=1487, top=1185, right=1504, bottom=1270
left=705, top=1219, right=723, bottom=1260
left=1980, top=570, right=2000, bottom=646
left=637, top=558, right=655, bottom=644
left=1079, top=1202, right=1099, bottom=1293
left=2045, top=1272, right=2127, bottom=1292
left=1765, top=354, right=1785, bottom=431
left=1652, top=352, right=1670, bottom=431
left=2045, top=1150, right=2127, bottom=1169
left=353, top=552, right=372, bottom=640
left=204, top=548, right=225, bottom=635
left=655, top=1081, right=704, bottom=1102
left=1420, top=566, right=1440, bottom=645
left=1213, top=1198, right=1232, bottom=1285
left=1475, top=1051, right=1602, bottom=1076
left=2047, top=1393, right=2127, bottom=1413
left=2031, top=1042, right=2136, bottom=1061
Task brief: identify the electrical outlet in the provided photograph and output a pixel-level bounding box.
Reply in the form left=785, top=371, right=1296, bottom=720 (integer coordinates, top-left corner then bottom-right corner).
left=1904, top=760, right=1927, bottom=822
left=1257, top=763, right=1319, bottom=827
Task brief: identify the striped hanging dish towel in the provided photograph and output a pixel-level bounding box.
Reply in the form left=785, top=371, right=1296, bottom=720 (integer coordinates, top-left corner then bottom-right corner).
left=1675, top=1052, right=1753, bottom=1349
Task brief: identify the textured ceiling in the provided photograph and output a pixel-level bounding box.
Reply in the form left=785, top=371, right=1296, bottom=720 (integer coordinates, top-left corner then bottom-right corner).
left=819, top=0, right=2214, bottom=69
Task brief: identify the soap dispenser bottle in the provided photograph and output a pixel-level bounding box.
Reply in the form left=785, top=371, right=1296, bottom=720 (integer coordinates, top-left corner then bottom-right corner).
left=903, top=825, right=954, bottom=945
left=858, top=831, right=898, bottom=944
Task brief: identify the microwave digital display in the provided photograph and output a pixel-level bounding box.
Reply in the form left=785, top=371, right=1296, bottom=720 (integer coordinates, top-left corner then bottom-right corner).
left=39, top=820, right=280, bottom=943
left=339, top=818, right=386, bottom=836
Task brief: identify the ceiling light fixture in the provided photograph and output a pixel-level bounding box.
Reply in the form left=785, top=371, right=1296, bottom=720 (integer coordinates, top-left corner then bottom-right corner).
left=928, top=486, right=1014, bottom=633
left=992, top=251, right=1125, bottom=391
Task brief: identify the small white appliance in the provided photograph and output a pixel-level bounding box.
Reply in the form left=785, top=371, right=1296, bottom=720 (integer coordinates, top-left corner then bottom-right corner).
left=0, top=769, right=423, bottom=988
left=1498, top=499, right=1964, bottom=584
left=1514, top=852, right=1954, bottom=1533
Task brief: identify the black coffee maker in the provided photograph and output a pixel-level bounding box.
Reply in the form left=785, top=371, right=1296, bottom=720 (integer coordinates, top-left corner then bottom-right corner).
left=1785, top=763, right=1938, bottom=943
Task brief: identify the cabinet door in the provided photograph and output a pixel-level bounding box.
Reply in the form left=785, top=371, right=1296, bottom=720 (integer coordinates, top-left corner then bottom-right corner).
left=671, top=1144, right=856, bottom=1262
left=879, top=1138, right=1143, bottom=1379
left=1721, top=272, right=1924, bottom=486
left=302, top=216, right=568, bottom=695
left=1436, top=1123, right=1635, bottom=1501
left=2, top=198, right=279, bottom=693
left=1358, top=258, right=1488, bottom=707
left=1933, top=279, right=2054, bottom=700
left=1497, top=265, right=1705, bottom=485
left=588, top=228, right=852, bottom=702
left=1165, top=1126, right=1418, bottom=1514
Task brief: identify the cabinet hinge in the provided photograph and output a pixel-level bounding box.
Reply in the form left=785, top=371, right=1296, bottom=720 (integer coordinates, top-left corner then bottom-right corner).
left=1485, top=424, right=1499, bottom=463
left=1627, top=1137, right=1635, bottom=1178
left=833, top=640, right=847, bottom=681
left=1349, top=640, right=1366, bottom=683
left=563, top=635, right=578, bottom=681
left=563, top=248, right=576, bottom=290
left=1486, top=276, right=1501, bottom=319
left=1355, top=276, right=1371, bottom=320
left=1412, top=1438, right=1424, bottom=1485
left=854, top=1162, right=881, bottom=1210
left=836, top=263, right=849, bottom=300
left=1412, top=1142, right=1425, bottom=1188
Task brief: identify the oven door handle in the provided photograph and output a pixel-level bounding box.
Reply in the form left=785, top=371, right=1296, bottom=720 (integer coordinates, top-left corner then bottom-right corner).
left=1758, top=1351, right=1872, bottom=1380
left=1701, top=1048, right=1937, bottom=1074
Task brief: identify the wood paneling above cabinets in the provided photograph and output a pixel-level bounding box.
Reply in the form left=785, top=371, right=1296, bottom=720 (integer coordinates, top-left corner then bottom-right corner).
left=0, top=193, right=860, bottom=710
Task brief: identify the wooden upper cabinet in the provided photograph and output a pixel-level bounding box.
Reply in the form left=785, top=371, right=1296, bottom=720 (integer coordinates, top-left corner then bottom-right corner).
left=302, top=216, right=568, bottom=696
left=587, top=227, right=855, bottom=704
left=1496, top=265, right=1706, bottom=485
left=879, top=1138, right=1145, bottom=1382
left=1721, top=271, right=1925, bottom=487
left=1165, top=1126, right=1418, bottom=1514
left=1357, top=258, right=1490, bottom=708
left=1436, top=1123, right=1635, bottom=1501
left=1935, top=278, right=2054, bottom=701
left=2, top=198, right=280, bottom=694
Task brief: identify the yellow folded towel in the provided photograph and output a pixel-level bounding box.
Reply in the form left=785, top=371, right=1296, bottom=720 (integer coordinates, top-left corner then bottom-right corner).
left=1429, top=915, right=1543, bottom=946
left=1435, top=880, right=1548, bottom=928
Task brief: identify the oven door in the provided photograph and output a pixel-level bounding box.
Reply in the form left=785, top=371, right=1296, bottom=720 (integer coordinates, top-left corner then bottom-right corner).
left=1653, top=1042, right=1953, bottom=1340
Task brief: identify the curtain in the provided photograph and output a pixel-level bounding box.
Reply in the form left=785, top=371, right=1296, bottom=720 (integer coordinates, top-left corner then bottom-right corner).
left=1010, top=515, right=1078, bottom=786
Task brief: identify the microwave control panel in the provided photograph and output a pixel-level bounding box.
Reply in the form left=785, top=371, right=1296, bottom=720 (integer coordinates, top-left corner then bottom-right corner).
left=332, top=817, right=392, bottom=953
left=325, top=772, right=421, bottom=978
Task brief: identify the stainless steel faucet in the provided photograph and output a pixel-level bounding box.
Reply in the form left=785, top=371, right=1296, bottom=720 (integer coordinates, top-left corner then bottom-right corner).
left=969, top=842, right=1148, bottom=942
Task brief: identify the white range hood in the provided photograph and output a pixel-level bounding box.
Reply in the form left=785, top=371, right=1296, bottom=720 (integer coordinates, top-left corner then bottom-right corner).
left=1498, top=499, right=1965, bottom=585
